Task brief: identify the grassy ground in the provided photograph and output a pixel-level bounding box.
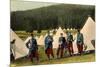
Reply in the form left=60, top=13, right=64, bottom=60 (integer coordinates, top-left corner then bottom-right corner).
left=11, top=46, right=95, bottom=67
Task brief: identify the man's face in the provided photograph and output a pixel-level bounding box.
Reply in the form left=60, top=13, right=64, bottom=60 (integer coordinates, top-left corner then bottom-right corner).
left=31, top=34, right=34, bottom=37
left=48, top=32, right=50, bottom=36
left=78, top=30, right=80, bottom=33
left=61, top=34, right=63, bottom=37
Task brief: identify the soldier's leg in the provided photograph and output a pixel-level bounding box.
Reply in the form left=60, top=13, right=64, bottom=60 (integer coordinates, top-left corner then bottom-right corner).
left=51, top=48, right=54, bottom=58
left=70, top=42, right=74, bottom=54
left=80, top=45, right=83, bottom=54
left=60, top=47, right=64, bottom=58
left=10, top=53, right=15, bottom=62
left=79, top=45, right=82, bottom=54
left=47, top=48, right=50, bottom=60
left=77, top=44, right=80, bottom=54
left=30, top=52, right=33, bottom=62
left=57, top=45, right=60, bottom=58
left=35, top=51, right=39, bottom=61
left=68, top=43, right=71, bottom=56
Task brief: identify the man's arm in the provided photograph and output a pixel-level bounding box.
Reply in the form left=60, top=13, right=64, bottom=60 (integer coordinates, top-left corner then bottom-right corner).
left=26, top=40, right=30, bottom=49
left=71, top=35, right=74, bottom=41
left=59, top=37, right=61, bottom=43
left=35, top=39, right=38, bottom=50
left=82, top=34, right=84, bottom=45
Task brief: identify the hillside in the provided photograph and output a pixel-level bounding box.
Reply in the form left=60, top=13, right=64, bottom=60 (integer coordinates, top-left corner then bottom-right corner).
left=11, top=4, right=95, bottom=32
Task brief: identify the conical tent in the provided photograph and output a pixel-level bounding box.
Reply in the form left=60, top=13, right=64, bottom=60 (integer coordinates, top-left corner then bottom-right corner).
left=10, top=29, right=29, bottom=59
left=81, top=17, right=95, bottom=50
left=67, top=28, right=70, bottom=31
left=53, top=27, right=66, bottom=48
left=44, top=33, right=48, bottom=38
left=37, top=35, right=45, bottom=45
left=73, top=17, right=95, bottom=54
left=35, top=36, right=39, bottom=40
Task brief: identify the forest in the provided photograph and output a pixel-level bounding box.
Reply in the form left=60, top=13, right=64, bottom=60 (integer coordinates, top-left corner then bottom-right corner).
left=11, top=4, right=95, bottom=32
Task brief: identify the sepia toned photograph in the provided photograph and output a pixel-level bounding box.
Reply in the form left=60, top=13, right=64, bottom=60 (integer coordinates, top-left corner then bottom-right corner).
left=10, top=0, right=95, bottom=66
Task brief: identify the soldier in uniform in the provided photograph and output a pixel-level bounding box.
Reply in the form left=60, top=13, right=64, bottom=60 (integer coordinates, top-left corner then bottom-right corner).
left=44, top=31, right=54, bottom=60
left=76, top=30, right=84, bottom=55
left=57, top=33, right=66, bottom=58
left=67, top=32, right=74, bottom=56
left=10, top=39, right=16, bottom=62
left=26, top=33, right=39, bottom=63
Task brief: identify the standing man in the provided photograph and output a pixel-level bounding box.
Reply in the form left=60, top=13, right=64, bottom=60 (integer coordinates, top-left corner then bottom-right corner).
left=76, top=29, right=84, bottom=55
left=67, top=32, right=74, bottom=56
left=26, top=33, right=39, bottom=63
left=10, top=39, right=16, bottom=62
left=57, top=33, right=66, bottom=58
left=44, top=31, right=54, bottom=60
left=45, top=32, right=54, bottom=60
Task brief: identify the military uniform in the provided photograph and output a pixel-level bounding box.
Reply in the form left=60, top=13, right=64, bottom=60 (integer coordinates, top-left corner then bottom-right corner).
left=67, top=32, right=74, bottom=56
left=10, top=39, right=16, bottom=62
left=45, top=35, right=54, bottom=60
left=57, top=36, right=66, bottom=58
left=77, top=32, right=84, bottom=54
left=26, top=37, right=39, bottom=62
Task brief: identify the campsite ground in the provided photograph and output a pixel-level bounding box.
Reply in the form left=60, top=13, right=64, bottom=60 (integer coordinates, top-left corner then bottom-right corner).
left=10, top=31, right=95, bottom=67
left=11, top=49, right=95, bottom=67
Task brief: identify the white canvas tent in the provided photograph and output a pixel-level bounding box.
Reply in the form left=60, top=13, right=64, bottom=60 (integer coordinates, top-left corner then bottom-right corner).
left=81, top=17, right=95, bottom=50
left=53, top=27, right=66, bottom=48
left=67, top=28, right=70, bottom=31
left=10, top=29, right=29, bottom=59
left=35, top=36, right=39, bottom=40
left=37, top=35, right=45, bottom=45
left=73, top=17, right=95, bottom=54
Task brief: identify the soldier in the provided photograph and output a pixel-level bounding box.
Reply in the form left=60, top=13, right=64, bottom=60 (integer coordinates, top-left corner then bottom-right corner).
left=76, top=30, right=84, bottom=55
left=26, top=33, right=39, bottom=63
left=67, top=32, right=74, bottom=56
left=57, top=33, right=66, bottom=58
left=44, top=31, right=54, bottom=60
left=10, top=39, right=16, bottom=62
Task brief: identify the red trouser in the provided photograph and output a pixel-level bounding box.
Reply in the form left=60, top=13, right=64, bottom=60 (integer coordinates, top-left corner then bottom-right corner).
left=29, top=50, right=39, bottom=61
left=67, top=41, right=73, bottom=56
left=77, top=44, right=83, bottom=54
left=45, top=48, right=54, bottom=59
left=60, top=47, right=64, bottom=58
left=57, top=45, right=64, bottom=58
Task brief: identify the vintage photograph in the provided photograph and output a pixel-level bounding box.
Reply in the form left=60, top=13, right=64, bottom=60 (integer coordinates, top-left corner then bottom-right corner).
left=10, top=0, right=95, bottom=66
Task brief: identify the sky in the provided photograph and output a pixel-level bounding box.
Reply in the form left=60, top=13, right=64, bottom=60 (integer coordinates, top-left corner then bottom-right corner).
left=11, top=0, right=95, bottom=11
left=11, top=1, right=58, bottom=11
